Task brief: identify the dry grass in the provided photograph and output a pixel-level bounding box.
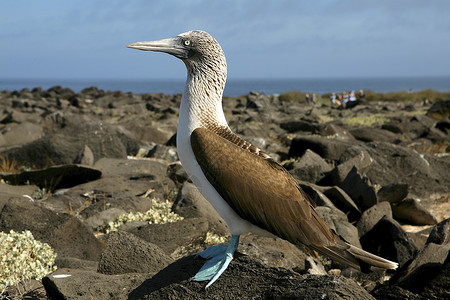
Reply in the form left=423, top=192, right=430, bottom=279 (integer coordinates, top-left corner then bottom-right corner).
left=0, top=155, right=23, bottom=174
left=406, top=140, right=450, bottom=157
left=342, top=114, right=391, bottom=127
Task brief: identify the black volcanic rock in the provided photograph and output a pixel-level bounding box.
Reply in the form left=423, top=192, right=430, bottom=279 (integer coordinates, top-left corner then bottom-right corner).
left=360, top=215, right=418, bottom=268
left=98, top=231, right=172, bottom=275
left=0, top=197, right=103, bottom=261
left=289, top=136, right=358, bottom=160
left=0, top=88, right=449, bottom=298
left=340, top=166, right=378, bottom=212
left=2, top=120, right=139, bottom=168
left=349, top=127, right=402, bottom=143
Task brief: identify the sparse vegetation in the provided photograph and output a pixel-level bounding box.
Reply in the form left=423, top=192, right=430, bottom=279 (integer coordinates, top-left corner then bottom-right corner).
left=0, top=155, right=23, bottom=174
left=204, top=232, right=229, bottom=245
left=363, top=89, right=450, bottom=103
left=0, top=230, right=57, bottom=292
left=342, top=114, right=391, bottom=127
left=279, top=91, right=305, bottom=102
left=96, top=198, right=184, bottom=234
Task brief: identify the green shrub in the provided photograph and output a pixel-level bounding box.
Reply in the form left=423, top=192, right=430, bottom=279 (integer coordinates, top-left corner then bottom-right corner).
left=278, top=91, right=306, bottom=102
left=364, top=89, right=450, bottom=103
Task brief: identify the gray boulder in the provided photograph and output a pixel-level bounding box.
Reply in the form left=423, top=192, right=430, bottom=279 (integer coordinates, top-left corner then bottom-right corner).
left=0, top=197, right=103, bottom=261
left=392, top=198, right=438, bottom=226
left=340, top=166, right=378, bottom=212
left=125, top=218, right=209, bottom=258
left=360, top=215, right=418, bottom=268
left=356, top=201, right=393, bottom=238
left=98, top=231, right=172, bottom=275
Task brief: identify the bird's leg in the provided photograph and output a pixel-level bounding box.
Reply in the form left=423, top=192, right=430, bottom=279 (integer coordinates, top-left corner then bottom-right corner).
left=192, top=234, right=240, bottom=288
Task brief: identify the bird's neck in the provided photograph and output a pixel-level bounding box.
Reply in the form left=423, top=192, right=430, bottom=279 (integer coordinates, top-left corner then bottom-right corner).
left=179, top=63, right=228, bottom=135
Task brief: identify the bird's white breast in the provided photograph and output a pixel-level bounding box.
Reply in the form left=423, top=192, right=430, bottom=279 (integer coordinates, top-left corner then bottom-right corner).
left=176, top=90, right=266, bottom=236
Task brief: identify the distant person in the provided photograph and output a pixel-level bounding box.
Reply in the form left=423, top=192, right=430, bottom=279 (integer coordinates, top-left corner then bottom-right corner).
left=330, top=92, right=336, bottom=104
left=349, top=91, right=357, bottom=102
left=346, top=91, right=359, bottom=108
left=305, top=93, right=310, bottom=103
left=358, top=89, right=365, bottom=101
left=331, top=92, right=341, bottom=106
left=312, top=93, right=317, bottom=104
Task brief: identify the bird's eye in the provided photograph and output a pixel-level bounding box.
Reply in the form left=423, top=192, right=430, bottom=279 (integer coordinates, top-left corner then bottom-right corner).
left=184, top=39, right=191, bottom=46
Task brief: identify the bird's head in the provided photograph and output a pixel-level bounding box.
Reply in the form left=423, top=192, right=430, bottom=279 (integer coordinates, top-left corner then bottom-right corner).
left=127, top=30, right=226, bottom=77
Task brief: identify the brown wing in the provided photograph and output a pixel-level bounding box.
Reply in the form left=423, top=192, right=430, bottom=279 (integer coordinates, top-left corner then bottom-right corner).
left=190, top=127, right=337, bottom=247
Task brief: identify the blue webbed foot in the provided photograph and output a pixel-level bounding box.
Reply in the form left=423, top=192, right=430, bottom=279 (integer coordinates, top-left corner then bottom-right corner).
left=192, top=235, right=240, bottom=288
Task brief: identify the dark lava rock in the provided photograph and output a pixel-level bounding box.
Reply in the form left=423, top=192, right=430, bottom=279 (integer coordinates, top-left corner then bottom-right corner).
left=131, top=255, right=375, bottom=300
left=319, top=122, right=355, bottom=139
left=356, top=201, right=393, bottom=238
left=54, top=257, right=99, bottom=271
left=167, top=161, right=190, bottom=185
left=371, top=285, right=427, bottom=300
left=43, top=255, right=375, bottom=300
left=84, top=207, right=127, bottom=229
left=391, top=198, right=438, bottom=226
left=289, top=136, right=358, bottom=160
left=0, top=197, right=103, bottom=261
left=172, top=183, right=228, bottom=235
left=2, top=120, right=139, bottom=168
left=0, top=183, right=37, bottom=211
left=338, top=142, right=450, bottom=199
left=285, top=149, right=332, bottom=183
left=377, top=183, right=409, bottom=204
left=98, top=230, right=173, bottom=275
left=426, top=99, right=450, bottom=120
left=0, top=121, right=43, bottom=149
left=74, top=144, right=95, bottom=165
left=125, top=218, right=209, bottom=258
left=435, top=117, right=450, bottom=133
left=0, top=164, right=101, bottom=190
left=349, top=127, right=401, bottom=143
left=340, top=166, right=378, bottom=212
left=393, top=242, right=450, bottom=295
left=320, top=150, right=373, bottom=186
left=381, top=122, right=407, bottom=134
left=238, top=234, right=308, bottom=270
left=245, top=91, right=272, bottom=111
left=420, top=254, right=450, bottom=300
left=47, top=175, right=156, bottom=219
left=93, top=157, right=168, bottom=180
left=426, top=218, right=450, bottom=245
left=143, top=143, right=178, bottom=162
left=323, top=186, right=361, bottom=223
left=43, top=268, right=147, bottom=300
left=5, top=279, right=46, bottom=300
left=360, top=215, right=418, bottom=268
left=280, top=120, right=321, bottom=133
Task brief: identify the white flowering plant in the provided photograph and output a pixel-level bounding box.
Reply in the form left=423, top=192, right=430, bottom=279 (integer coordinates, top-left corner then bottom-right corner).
left=96, top=199, right=184, bottom=234
left=0, top=230, right=57, bottom=291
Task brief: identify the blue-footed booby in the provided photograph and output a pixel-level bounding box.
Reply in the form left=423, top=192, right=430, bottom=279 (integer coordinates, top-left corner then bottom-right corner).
left=127, top=30, right=398, bottom=288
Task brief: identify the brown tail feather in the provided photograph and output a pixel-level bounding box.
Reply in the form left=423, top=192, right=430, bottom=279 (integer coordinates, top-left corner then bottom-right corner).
left=308, top=241, right=398, bottom=271
left=345, top=243, right=398, bottom=270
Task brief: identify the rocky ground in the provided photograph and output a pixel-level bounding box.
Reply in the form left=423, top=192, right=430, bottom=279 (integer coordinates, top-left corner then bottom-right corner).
left=0, top=86, right=449, bottom=299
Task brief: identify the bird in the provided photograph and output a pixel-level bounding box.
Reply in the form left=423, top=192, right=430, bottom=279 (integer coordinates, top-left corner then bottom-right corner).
left=127, top=30, right=398, bottom=288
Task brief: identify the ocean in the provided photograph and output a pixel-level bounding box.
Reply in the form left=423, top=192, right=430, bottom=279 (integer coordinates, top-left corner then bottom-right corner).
left=0, top=76, right=449, bottom=97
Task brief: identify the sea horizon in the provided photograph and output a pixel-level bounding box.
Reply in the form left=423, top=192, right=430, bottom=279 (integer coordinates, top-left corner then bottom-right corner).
left=0, top=76, right=449, bottom=97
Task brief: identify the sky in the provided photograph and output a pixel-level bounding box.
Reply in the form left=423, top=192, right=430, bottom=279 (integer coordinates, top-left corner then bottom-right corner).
left=1, top=0, right=450, bottom=80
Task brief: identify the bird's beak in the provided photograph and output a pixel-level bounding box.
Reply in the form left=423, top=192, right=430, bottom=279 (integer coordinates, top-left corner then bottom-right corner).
left=127, top=37, right=189, bottom=59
